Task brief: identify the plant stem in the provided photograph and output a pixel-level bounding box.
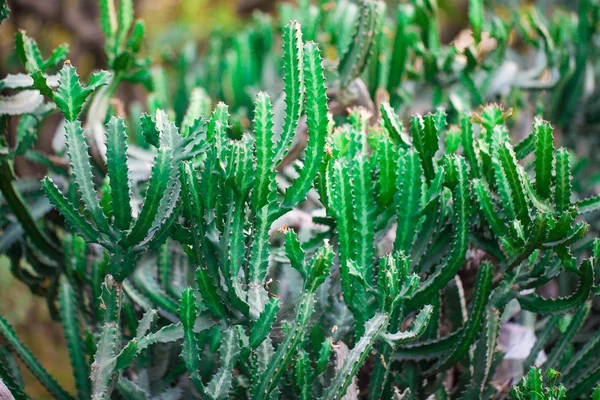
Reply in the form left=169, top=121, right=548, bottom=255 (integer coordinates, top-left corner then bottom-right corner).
left=368, top=307, right=403, bottom=400
left=252, top=292, right=316, bottom=400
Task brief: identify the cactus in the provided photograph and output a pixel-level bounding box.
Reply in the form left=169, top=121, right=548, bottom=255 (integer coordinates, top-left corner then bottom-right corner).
left=0, top=0, right=600, bottom=399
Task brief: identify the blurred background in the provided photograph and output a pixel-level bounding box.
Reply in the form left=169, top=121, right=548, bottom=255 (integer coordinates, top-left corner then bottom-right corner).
left=0, top=0, right=589, bottom=398
left=0, top=0, right=581, bottom=78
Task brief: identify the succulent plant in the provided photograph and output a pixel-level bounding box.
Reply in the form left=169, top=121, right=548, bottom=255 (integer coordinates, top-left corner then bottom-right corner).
left=1, top=0, right=600, bottom=399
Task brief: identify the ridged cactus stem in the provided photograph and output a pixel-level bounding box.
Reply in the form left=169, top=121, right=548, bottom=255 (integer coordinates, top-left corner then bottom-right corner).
left=368, top=307, right=404, bottom=400
left=252, top=291, right=316, bottom=400
left=90, top=275, right=123, bottom=400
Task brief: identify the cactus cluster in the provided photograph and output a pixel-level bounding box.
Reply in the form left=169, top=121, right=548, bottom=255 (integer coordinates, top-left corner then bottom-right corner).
left=1, top=0, right=600, bottom=399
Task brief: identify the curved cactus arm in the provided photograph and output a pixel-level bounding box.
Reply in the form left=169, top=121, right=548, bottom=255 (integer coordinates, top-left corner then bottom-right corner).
left=473, top=179, right=506, bottom=237
left=64, top=120, right=111, bottom=235
left=99, top=0, right=117, bottom=51
left=518, top=258, right=593, bottom=315
left=514, top=131, right=536, bottom=161
left=126, top=113, right=182, bottom=249
left=283, top=41, right=328, bottom=207
left=380, top=103, right=411, bottom=147
left=250, top=297, right=280, bottom=349
left=120, top=281, right=155, bottom=318
left=386, top=5, right=410, bottom=95
left=351, top=154, right=376, bottom=282
left=294, top=350, right=313, bottom=400
left=316, top=338, right=333, bottom=376
left=252, top=244, right=333, bottom=400
left=131, top=264, right=178, bottom=314
left=207, top=101, right=229, bottom=150
left=393, top=329, right=462, bottom=361
left=409, top=114, right=439, bottom=182
left=180, top=114, right=209, bottom=162
left=180, top=162, right=225, bottom=319
left=181, top=88, right=211, bottom=137
left=468, top=0, right=484, bottom=42
left=369, top=306, right=433, bottom=400
left=321, top=312, right=388, bottom=400
left=577, top=194, right=600, bottom=215
left=274, top=21, right=304, bottom=165
left=546, top=210, right=576, bottom=242
left=105, top=116, right=132, bottom=232
left=0, top=89, right=44, bottom=115
left=374, top=134, right=399, bottom=209
left=42, top=177, right=100, bottom=243
left=380, top=305, right=433, bottom=345
left=503, top=212, right=550, bottom=273
left=52, top=63, right=110, bottom=122
left=251, top=92, right=276, bottom=211
left=13, top=30, right=44, bottom=72
left=115, top=0, right=133, bottom=51
left=327, top=159, right=358, bottom=314
left=219, top=195, right=250, bottom=317
left=115, top=378, right=149, bottom=400
left=394, top=149, right=425, bottom=254
left=247, top=199, right=278, bottom=317
left=0, top=316, right=73, bottom=399
left=178, top=288, right=200, bottom=380
left=460, top=113, right=480, bottom=177
left=426, top=262, right=494, bottom=374
left=534, top=119, right=554, bottom=200
left=554, top=148, right=572, bottom=213
left=284, top=229, right=306, bottom=279
left=59, top=279, right=91, bottom=400
left=251, top=337, right=275, bottom=390
left=542, top=221, right=588, bottom=250
left=91, top=277, right=123, bottom=400
left=116, top=325, right=182, bottom=373
left=123, top=146, right=173, bottom=246
left=135, top=309, right=158, bottom=338
left=204, top=330, right=241, bottom=400
left=411, top=184, right=444, bottom=269
left=115, top=315, right=213, bottom=374
left=424, top=166, right=445, bottom=210
left=491, top=145, right=517, bottom=223
left=140, top=113, right=159, bottom=148
left=406, top=156, right=470, bottom=310
left=338, top=0, right=382, bottom=88
left=224, top=139, right=254, bottom=199
left=519, top=167, right=555, bottom=215
left=497, top=142, right=530, bottom=225
left=122, top=115, right=181, bottom=247
left=252, top=293, right=316, bottom=400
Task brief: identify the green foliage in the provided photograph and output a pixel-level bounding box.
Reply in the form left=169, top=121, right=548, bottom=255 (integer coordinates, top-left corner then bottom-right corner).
left=283, top=41, right=328, bottom=207
left=0, top=0, right=600, bottom=399
left=273, top=21, right=304, bottom=165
